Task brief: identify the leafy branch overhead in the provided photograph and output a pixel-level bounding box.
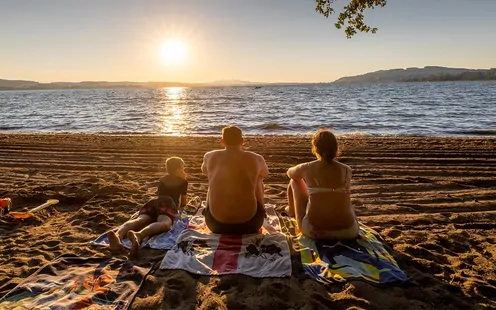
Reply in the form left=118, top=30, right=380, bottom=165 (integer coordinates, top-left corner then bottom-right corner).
left=315, top=0, right=387, bottom=38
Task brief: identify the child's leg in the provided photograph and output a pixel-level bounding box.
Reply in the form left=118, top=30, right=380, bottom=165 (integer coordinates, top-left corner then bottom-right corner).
left=128, top=215, right=172, bottom=253
left=108, top=215, right=153, bottom=252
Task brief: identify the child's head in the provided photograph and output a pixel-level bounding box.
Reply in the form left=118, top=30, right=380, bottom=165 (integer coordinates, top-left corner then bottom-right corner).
left=311, top=129, right=339, bottom=163
left=166, top=156, right=185, bottom=177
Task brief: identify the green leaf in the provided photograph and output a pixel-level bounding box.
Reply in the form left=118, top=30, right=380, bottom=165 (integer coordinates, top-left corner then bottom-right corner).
left=314, top=0, right=387, bottom=38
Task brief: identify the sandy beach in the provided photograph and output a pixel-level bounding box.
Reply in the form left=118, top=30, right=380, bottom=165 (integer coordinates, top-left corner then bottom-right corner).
left=0, top=134, right=495, bottom=309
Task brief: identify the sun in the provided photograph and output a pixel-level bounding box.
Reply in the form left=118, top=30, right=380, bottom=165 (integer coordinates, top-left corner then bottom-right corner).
left=160, top=41, right=187, bottom=64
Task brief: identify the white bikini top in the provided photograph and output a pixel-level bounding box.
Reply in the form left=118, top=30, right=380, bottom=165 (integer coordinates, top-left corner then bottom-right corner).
left=307, top=164, right=350, bottom=195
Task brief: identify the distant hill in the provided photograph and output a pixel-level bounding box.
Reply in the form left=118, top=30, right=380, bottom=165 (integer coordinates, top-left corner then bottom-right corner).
left=0, top=79, right=267, bottom=91
left=334, top=66, right=496, bottom=84
left=0, top=79, right=40, bottom=89
left=0, top=79, right=202, bottom=90
left=209, top=80, right=260, bottom=86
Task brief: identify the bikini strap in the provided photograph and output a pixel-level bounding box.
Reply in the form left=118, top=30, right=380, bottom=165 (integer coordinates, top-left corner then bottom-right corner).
left=311, top=162, right=320, bottom=186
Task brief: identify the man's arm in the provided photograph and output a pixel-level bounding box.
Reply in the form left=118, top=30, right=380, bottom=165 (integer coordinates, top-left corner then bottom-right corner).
left=201, top=153, right=209, bottom=175
left=258, top=155, right=269, bottom=179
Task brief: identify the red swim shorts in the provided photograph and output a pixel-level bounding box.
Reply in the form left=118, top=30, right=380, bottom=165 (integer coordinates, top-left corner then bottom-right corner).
left=139, top=196, right=177, bottom=221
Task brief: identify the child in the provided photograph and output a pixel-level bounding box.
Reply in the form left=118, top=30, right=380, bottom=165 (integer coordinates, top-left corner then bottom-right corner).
left=108, top=156, right=188, bottom=254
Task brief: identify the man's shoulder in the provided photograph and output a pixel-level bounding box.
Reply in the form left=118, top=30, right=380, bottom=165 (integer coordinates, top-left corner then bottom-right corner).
left=204, top=149, right=224, bottom=158
left=244, top=150, right=265, bottom=160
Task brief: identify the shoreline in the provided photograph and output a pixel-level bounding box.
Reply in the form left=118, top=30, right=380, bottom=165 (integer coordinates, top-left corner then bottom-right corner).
left=1, top=131, right=496, bottom=138
left=1, top=134, right=495, bottom=309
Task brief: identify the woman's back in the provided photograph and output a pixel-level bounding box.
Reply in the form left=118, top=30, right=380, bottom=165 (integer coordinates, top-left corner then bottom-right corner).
left=303, top=160, right=355, bottom=230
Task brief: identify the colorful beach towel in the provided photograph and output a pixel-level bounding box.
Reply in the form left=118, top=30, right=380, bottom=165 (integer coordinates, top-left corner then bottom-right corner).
left=282, top=217, right=408, bottom=285
left=160, top=203, right=292, bottom=278
left=90, top=212, right=189, bottom=250
left=0, top=255, right=151, bottom=310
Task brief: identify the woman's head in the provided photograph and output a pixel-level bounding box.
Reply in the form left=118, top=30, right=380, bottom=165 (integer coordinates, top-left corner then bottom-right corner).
left=311, top=129, right=339, bottom=163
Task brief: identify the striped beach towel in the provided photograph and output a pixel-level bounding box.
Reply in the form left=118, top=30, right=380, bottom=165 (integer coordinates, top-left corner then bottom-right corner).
left=0, top=255, right=151, bottom=310
left=160, top=204, right=292, bottom=278
left=282, top=217, right=408, bottom=284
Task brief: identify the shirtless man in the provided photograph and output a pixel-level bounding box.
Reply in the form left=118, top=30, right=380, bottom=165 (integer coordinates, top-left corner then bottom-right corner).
left=201, top=126, right=269, bottom=234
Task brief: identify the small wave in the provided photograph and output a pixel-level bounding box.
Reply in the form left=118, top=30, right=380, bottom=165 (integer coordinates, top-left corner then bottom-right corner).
left=0, top=126, right=27, bottom=131
left=337, top=131, right=376, bottom=138
left=95, top=130, right=156, bottom=135
left=450, top=129, right=496, bottom=136
left=257, top=123, right=291, bottom=130
left=121, top=116, right=146, bottom=122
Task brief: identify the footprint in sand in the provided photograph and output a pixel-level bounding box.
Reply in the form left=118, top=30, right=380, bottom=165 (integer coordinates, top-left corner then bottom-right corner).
left=27, top=257, right=45, bottom=267
left=383, top=228, right=402, bottom=239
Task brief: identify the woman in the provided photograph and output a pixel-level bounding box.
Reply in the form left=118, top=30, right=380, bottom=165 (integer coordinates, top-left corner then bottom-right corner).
left=286, top=129, right=358, bottom=240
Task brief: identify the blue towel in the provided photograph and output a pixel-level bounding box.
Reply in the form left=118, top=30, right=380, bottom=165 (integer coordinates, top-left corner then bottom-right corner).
left=294, top=222, right=408, bottom=284
left=90, top=213, right=189, bottom=250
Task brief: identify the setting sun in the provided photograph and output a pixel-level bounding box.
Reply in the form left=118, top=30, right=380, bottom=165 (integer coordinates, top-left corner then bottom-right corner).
left=160, top=41, right=187, bottom=64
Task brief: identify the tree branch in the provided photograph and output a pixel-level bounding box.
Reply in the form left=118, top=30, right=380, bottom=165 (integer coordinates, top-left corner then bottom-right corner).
left=315, top=0, right=387, bottom=38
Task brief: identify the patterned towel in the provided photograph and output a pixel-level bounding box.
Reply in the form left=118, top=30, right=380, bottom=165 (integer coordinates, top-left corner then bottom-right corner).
left=90, top=212, right=189, bottom=250
left=282, top=217, right=408, bottom=284
left=0, top=255, right=151, bottom=310
left=160, top=203, right=292, bottom=278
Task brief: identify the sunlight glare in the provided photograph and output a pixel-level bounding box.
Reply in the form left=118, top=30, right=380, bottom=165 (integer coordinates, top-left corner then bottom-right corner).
left=161, top=87, right=186, bottom=135
left=165, top=87, right=184, bottom=100
left=160, top=41, right=187, bottom=64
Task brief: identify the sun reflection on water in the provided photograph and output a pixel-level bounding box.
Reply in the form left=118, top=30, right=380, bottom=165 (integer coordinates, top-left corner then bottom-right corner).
left=161, top=87, right=186, bottom=135
left=165, top=87, right=184, bottom=101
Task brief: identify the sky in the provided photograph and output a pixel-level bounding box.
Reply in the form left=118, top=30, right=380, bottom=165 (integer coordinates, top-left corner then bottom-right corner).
left=1, top=0, right=495, bottom=83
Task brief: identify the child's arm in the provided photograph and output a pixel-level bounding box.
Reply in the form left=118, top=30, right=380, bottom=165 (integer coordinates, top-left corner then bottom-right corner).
left=180, top=180, right=188, bottom=208
left=180, top=194, right=187, bottom=208
left=157, top=179, right=166, bottom=196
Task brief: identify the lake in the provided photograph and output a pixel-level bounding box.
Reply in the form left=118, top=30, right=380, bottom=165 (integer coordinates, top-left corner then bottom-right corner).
left=1, top=82, right=495, bottom=137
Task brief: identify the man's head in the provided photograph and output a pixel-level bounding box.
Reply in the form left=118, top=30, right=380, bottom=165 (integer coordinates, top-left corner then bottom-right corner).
left=221, top=126, right=243, bottom=147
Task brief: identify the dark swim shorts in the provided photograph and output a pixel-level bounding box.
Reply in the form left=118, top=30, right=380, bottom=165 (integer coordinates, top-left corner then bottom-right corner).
left=204, top=202, right=265, bottom=234
left=139, top=196, right=177, bottom=221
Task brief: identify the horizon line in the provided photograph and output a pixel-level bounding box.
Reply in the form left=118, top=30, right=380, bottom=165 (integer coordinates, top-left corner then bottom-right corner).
left=3, top=65, right=495, bottom=85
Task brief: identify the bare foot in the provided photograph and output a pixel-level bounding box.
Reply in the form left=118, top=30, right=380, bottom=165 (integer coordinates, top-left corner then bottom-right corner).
left=107, top=231, right=123, bottom=253
left=127, top=231, right=141, bottom=255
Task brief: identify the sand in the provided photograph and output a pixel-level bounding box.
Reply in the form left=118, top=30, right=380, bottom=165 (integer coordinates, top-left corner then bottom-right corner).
left=0, top=134, right=495, bottom=309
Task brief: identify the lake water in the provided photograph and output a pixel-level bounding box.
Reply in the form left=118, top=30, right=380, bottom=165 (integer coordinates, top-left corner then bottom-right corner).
left=1, top=82, right=495, bottom=137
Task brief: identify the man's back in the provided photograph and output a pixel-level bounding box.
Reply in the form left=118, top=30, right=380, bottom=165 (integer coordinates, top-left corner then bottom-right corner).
left=202, top=149, right=268, bottom=223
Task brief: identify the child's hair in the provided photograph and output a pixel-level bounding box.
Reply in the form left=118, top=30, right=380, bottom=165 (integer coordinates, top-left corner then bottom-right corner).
left=311, top=129, right=340, bottom=164
left=222, top=126, right=243, bottom=146
left=166, top=157, right=184, bottom=174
